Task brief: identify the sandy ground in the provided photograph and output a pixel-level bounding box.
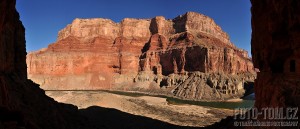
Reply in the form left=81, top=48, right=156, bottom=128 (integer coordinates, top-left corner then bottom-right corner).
left=226, top=98, right=243, bottom=102
left=46, top=91, right=234, bottom=127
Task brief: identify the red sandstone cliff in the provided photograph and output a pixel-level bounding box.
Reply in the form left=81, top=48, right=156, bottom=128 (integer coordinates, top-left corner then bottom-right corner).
left=27, top=12, right=256, bottom=100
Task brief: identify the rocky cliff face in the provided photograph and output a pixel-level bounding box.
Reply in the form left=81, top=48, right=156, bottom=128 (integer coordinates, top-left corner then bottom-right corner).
left=27, top=12, right=256, bottom=100
left=251, top=0, right=300, bottom=126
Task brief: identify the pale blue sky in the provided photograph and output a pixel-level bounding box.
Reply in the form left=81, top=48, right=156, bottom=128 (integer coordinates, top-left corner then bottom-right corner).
left=16, top=0, right=252, bottom=55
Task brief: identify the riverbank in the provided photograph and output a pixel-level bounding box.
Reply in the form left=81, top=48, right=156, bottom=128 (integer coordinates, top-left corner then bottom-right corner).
left=46, top=90, right=236, bottom=127
left=46, top=89, right=253, bottom=102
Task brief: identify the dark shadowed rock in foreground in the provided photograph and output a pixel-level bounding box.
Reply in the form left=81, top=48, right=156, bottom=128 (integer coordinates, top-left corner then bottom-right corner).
left=210, top=0, right=300, bottom=129
left=0, top=0, right=85, bottom=128
left=250, top=0, right=300, bottom=128
left=251, top=0, right=300, bottom=109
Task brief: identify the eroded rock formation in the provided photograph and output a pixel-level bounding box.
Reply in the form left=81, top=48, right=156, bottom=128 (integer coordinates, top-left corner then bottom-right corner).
left=27, top=12, right=256, bottom=100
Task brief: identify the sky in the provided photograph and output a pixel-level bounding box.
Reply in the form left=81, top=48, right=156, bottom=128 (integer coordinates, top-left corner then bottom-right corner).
left=16, top=0, right=252, bottom=55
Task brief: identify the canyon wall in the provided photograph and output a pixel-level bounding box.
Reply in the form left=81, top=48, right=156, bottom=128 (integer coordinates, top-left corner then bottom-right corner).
left=27, top=12, right=256, bottom=100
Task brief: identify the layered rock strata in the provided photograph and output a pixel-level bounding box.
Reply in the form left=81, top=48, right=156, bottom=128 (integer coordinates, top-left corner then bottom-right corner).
left=27, top=12, right=256, bottom=100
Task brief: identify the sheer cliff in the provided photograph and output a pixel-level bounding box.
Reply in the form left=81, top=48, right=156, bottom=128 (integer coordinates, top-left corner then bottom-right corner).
left=27, top=12, right=256, bottom=100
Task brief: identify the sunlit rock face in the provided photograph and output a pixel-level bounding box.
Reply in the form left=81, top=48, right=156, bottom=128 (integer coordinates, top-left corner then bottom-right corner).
left=27, top=12, right=256, bottom=100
